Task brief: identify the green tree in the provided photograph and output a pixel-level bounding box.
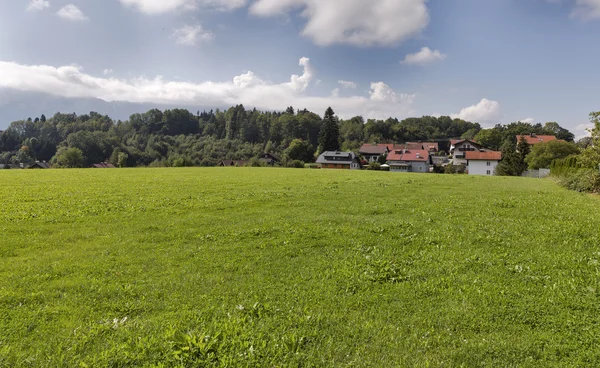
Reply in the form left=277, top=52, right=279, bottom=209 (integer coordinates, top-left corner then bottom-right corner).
left=496, top=139, right=528, bottom=176
left=525, top=141, right=581, bottom=169
left=474, top=129, right=503, bottom=150
left=52, top=147, right=85, bottom=168
left=579, top=112, right=600, bottom=169
left=285, top=139, right=314, bottom=163
left=318, top=107, right=340, bottom=152
left=118, top=152, right=129, bottom=168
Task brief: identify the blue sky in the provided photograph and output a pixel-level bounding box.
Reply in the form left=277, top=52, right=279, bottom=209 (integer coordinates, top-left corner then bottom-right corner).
left=1, top=0, right=599, bottom=137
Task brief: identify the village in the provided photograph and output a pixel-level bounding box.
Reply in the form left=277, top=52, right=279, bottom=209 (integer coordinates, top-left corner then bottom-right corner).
left=217, top=133, right=560, bottom=176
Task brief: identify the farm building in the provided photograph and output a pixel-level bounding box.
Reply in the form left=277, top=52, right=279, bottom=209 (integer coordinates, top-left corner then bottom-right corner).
left=466, top=151, right=502, bottom=176
left=316, top=151, right=361, bottom=170
left=386, top=149, right=431, bottom=173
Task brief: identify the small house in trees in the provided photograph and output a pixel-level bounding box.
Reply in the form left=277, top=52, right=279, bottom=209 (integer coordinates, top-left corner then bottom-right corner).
left=316, top=151, right=361, bottom=170
left=29, top=161, right=51, bottom=169
left=516, top=134, right=558, bottom=146
left=258, top=153, right=281, bottom=166
left=450, top=140, right=487, bottom=166
left=92, top=162, right=116, bottom=168
left=386, top=149, right=431, bottom=173
left=219, top=160, right=248, bottom=167
left=359, top=144, right=389, bottom=163
left=466, top=151, right=502, bottom=176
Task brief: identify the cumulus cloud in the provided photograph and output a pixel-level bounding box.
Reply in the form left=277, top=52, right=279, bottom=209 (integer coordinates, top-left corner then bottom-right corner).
left=338, top=80, right=357, bottom=89
left=250, top=0, right=429, bottom=46
left=172, top=25, right=215, bottom=46
left=520, top=117, right=535, bottom=123
left=57, top=4, right=88, bottom=21
left=103, top=69, right=114, bottom=75
left=575, top=122, right=594, bottom=139
left=401, top=47, right=447, bottom=65
left=0, top=58, right=415, bottom=120
left=119, top=0, right=246, bottom=14
left=26, top=0, right=50, bottom=11
left=452, top=98, right=501, bottom=124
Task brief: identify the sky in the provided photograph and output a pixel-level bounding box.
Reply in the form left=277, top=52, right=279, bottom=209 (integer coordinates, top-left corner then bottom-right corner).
left=1, top=0, right=599, bottom=137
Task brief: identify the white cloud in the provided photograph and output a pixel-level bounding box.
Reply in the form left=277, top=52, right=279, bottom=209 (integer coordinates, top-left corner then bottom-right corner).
left=452, top=98, right=501, bottom=124
left=26, top=0, right=50, bottom=11
left=0, top=58, right=415, bottom=120
left=57, top=4, right=88, bottom=21
left=575, top=123, right=594, bottom=139
left=572, top=0, right=600, bottom=20
left=520, top=117, right=535, bottom=123
left=250, top=0, right=429, bottom=46
left=119, top=0, right=246, bottom=14
left=172, top=25, right=214, bottom=46
left=401, top=47, right=447, bottom=65
left=331, top=88, right=340, bottom=97
left=338, top=80, right=357, bottom=89
left=103, top=69, right=114, bottom=75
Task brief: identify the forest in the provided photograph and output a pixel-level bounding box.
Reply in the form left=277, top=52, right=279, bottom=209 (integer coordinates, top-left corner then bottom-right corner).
left=0, top=104, right=577, bottom=169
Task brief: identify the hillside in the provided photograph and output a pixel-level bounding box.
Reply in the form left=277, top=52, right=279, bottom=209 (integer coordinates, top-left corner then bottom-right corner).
left=1, top=169, right=599, bottom=366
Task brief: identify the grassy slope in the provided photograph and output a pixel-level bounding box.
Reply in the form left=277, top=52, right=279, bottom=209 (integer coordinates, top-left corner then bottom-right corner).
left=1, top=168, right=600, bottom=367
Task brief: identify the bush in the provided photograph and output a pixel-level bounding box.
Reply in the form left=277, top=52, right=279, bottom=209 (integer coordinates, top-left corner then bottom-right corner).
left=286, top=160, right=305, bottom=168
left=367, top=162, right=381, bottom=171
left=444, top=164, right=466, bottom=174
left=557, top=169, right=600, bottom=193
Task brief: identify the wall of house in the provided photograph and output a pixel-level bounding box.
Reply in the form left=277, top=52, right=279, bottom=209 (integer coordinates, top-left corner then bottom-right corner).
left=468, top=160, right=498, bottom=176
left=363, top=154, right=379, bottom=163
left=411, top=161, right=429, bottom=173
left=388, top=161, right=429, bottom=173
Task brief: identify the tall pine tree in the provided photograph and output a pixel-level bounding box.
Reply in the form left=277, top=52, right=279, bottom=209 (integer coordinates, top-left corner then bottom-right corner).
left=318, top=107, right=340, bottom=152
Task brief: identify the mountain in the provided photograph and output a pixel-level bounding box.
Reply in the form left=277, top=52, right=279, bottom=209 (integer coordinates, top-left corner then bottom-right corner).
left=0, top=89, right=217, bottom=129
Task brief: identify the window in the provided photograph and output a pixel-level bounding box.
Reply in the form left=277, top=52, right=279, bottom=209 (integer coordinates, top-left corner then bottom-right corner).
left=486, top=170, right=491, bottom=175
left=487, top=162, right=491, bottom=166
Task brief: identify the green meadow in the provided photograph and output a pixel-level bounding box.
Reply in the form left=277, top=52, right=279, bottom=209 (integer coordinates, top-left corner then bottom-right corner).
left=1, top=168, right=600, bottom=367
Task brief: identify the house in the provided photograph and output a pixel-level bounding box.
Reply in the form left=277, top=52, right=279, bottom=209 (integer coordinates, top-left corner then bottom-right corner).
left=219, top=160, right=248, bottom=167
left=316, top=151, right=361, bottom=170
left=258, top=153, right=280, bottom=166
left=466, top=151, right=502, bottom=176
left=92, top=162, right=116, bottom=168
left=396, top=142, right=425, bottom=151
left=450, top=140, right=487, bottom=166
left=29, top=161, right=51, bottom=169
left=406, top=142, right=440, bottom=153
left=386, top=149, right=431, bottom=173
left=359, top=144, right=389, bottom=163
left=517, top=134, right=558, bottom=145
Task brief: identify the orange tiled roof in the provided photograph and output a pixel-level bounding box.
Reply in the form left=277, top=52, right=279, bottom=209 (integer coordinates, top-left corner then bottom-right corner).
left=465, top=151, right=502, bottom=161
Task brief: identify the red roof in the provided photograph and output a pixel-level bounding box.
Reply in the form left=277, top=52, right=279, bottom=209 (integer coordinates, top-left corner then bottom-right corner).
left=517, top=135, right=557, bottom=145
left=377, top=143, right=396, bottom=151
left=387, top=149, right=430, bottom=162
left=359, top=144, right=389, bottom=155
left=465, top=151, right=502, bottom=161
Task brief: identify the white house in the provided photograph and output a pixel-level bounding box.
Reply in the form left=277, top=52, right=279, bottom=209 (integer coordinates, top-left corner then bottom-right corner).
left=450, top=139, right=486, bottom=166
left=466, top=151, right=502, bottom=176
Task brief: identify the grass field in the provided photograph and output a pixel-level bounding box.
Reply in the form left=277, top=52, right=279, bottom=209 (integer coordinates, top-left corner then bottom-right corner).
left=1, top=168, right=600, bottom=367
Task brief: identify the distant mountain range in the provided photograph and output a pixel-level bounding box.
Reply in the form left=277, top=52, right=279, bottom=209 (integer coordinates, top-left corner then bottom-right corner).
left=0, top=89, right=217, bottom=129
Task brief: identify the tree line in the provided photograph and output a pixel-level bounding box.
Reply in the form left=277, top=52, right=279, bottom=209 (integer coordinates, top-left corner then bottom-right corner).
left=0, top=104, right=581, bottom=169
